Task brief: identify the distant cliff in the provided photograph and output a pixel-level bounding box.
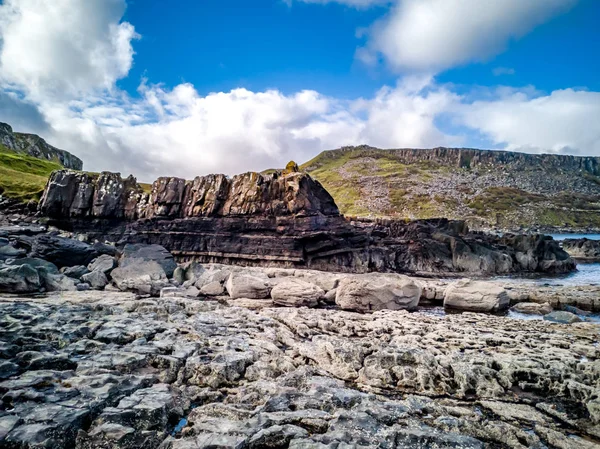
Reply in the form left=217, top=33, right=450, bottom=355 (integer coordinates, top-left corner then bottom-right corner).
left=301, top=145, right=600, bottom=230
left=0, top=122, right=82, bottom=170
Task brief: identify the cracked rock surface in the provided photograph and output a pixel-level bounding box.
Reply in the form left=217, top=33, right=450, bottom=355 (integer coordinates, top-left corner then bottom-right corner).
left=0, top=291, right=599, bottom=448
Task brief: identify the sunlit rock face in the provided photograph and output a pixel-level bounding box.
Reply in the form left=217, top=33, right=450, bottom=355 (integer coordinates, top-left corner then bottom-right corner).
left=38, top=169, right=575, bottom=276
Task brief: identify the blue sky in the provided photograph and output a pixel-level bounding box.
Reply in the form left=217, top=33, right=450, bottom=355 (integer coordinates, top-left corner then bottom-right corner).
left=0, top=0, right=599, bottom=181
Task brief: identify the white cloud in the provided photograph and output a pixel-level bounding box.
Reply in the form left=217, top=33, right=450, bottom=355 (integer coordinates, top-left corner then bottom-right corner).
left=357, top=0, right=577, bottom=73
left=0, top=0, right=598, bottom=184
left=0, top=0, right=138, bottom=101
left=457, top=88, right=600, bottom=155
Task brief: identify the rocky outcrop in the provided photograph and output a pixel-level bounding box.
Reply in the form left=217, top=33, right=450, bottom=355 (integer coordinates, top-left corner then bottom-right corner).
left=444, top=279, right=510, bottom=313
left=38, top=169, right=576, bottom=276
left=0, top=122, right=83, bottom=170
left=562, top=238, right=600, bottom=261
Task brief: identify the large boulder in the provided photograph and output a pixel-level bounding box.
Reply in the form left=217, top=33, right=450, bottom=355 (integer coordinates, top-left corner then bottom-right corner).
left=225, top=272, right=270, bottom=299
left=543, top=311, right=583, bottom=324
left=335, top=273, right=421, bottom=312
left=511, top=302, right=553, bottom=315
left=42, top=273, right=77, bottom=292
left=120, top=244, right=176, bottom=278
left=443, top=279, right=510, bottom=312
left=30, top=235, right=110, bottom=267
left=111, top=261, right=169, bottom=296
left=0, top=264, right=41, bottom=293
left=271, top=279, right=324, bottom=307
left=61, top=265, right=90, bottom=280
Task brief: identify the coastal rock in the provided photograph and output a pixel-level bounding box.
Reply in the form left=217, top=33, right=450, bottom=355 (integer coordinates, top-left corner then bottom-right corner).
left=88, top=254, right=116, bottom=275
left=511, top=302, right=553, bottom=315
left=61, top=265, right=90, bottom=280
left=225, top=272, right=270, bottom=299
left=543, top=311, right=583, bottom=324
left=30, top=234, right=109, bottom=267
left=0, top=264, right=41, bottom=293
left=120, top=244, right=177, bottom=278
left=335, top=273, right=421, bottom=312
left=270, top=279, right=324, bottom=307
left=110, top=260, right=168, bottom=296
left=444, top=279, right=510, bottom=312
left=42, top=272, right=78, bottom=292
left=200, top=281, right=225, bottom=296
left=81, top=270, right=109, bottom=290
left=562, top=238, right=600, bottom=261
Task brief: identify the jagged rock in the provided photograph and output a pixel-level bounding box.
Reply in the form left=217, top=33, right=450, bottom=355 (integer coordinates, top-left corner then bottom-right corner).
left=562, top=238, right=600, bottom=261
left=4, top=257, right=58, bottom=274
left=0, top=264, right=41, bottom=293
left=42, top=273, right=77, bottom=292
left=511, top=302, right=553, bottom=315
left=88, top=254, right=116, bottom=275
left=0, top=243, right=25, bottom=259
left=172, top=267, right=185, bottom=285
left=120, top=244, right=177, bottom=278
left=543, top=311, right=583, bottom=324
left=111, top=261, right=169, bottom=296
left=225, top=272, right=270, bottom=299
left=81, top=271, right=109, bottom=290
left=271, top=279, right=324, bottom=307
left=444, top=279, right=509, bottom=312
left=335, top=273, right=421, bottom=312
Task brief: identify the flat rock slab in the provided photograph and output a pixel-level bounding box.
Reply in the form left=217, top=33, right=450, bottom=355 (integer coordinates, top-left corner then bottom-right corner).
left=0, top=290, right=598, bottom=449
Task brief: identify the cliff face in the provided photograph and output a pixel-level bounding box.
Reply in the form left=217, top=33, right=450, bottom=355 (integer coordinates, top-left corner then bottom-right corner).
left=301, top=145, right=600, bottom=230
left=38, top=168, right=575, bottom=276
left=0, top=122, right=83, bottom=170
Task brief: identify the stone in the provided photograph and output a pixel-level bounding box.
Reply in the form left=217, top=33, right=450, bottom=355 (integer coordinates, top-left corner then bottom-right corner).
left=510, top=302, right=553, bottom=315
left=77, top=283, right=91, bottom=291
left=61, top=265, right=90, bottom=279
left=4, top=257, right=59, bottom=274
left=271, top=279, right=324, bottom=307
left=88, top=254, right=116, bottom=275
left=335, top=273, right=421, bottom=312
left=0, top=244, right=25, bottom=259
left=543, top=311, right=583, bottom=324
left=0, top=264, right=41, bottom=293
left=111, top=260, right=169, bottom=296
left=120, top=244, right=177, bottom=278
left=444, top=279, right=510, bottom=312
left=225, top=272, right=270, bottom=299
left=172, top=266, right=185, bottom=285
left=42, top=273, right=78, bottom=292
left=30, top=234, right=111, bottom=267
left=81, top=270, right=109, bottom=290
left=200, top=281, right=225, bottom=296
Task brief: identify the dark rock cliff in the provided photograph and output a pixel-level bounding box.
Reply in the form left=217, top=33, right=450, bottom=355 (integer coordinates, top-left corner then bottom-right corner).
left=0, top=122, right=83, bottom=170
left=38, top=169, right=575, bottom=275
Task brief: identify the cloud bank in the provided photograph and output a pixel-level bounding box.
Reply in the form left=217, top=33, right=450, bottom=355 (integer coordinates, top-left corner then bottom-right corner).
left=0, top=0, right=597, bottom=183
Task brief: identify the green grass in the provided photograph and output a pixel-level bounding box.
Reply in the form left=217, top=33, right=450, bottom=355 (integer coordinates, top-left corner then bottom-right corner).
left=468, top=187, right=545, bottom=215
left=0, top=144, right=63, bottom=202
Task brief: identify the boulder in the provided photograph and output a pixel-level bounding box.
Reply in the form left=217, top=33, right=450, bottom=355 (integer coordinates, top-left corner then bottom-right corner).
left=4, top=258, right=58, bottom=274
left=511, top=302, right=553, bottom=315
left=543, top=311, right=583, bottom=324
left=335, top=273, right=421, bottom=312
left=0, top=264, right=41, bottom=293
left=0, top=244, right=25, bottom=259
left=200, top=281, right=225, bottom=296
left=42, top=273, right=77, bottom=292
left=81, top=270, right=109, bottom=290
left=225, top=272, right=271, bottom=299
left=111, top=261, right=169, bottom=296
left=271, top=279, right=324, bottom=307
left=172, top=267, right=186, bottom=285
left=61, top=265, right=90, bottom=280
left=88, top=254, right=116, bottom=275
left=444, top=279, right=509, bottom=313
left=120, top=244, right=176, bottom=278
left=30, top=234, right=110, bottom=267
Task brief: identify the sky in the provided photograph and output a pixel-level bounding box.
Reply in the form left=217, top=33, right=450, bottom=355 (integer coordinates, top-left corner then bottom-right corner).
left=0, top=0, right=599, bottom=182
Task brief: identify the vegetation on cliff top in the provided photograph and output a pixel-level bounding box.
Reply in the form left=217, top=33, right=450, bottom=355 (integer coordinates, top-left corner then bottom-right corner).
left=0, top=143, right=62, bottom=202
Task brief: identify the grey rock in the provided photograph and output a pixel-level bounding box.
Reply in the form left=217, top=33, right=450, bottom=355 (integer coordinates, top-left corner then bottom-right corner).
left=543, top=311, right=583, bottom=324
left=444, top=279, right=509, bottom=312
left=61, top=265, right=90, bottom=279
left=121, top=244, right=177, bottom=278
left=200, top=281, right=225, bottom=296
left=225, top=272, right=270, bottom=299
left=111, top=260, right=169, bottom=296
left=88, top=254, right=116, bottom=275
left=0, top=264, right=41, bottom=293
left=335, top=273, right=421, bottom=312
left=271, top=279, right=324, bottom=307
left=511, top=302, right=553, bottom=315
left=42, top=272, right=78, bottom=292
left=82, top=270, right=109, bottom=290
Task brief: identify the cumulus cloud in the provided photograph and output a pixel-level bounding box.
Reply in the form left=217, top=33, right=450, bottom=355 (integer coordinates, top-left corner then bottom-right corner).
left=357, top=0, right=577, bottom=73
left=0, top=0, right=138, bottom=100
left=0, top=0, right=598, bottom=184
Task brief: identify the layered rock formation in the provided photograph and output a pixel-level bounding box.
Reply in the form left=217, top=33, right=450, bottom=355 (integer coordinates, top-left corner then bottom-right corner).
left=562, top=238, right=600, bottom=261
left=38, top=169, right=576, bottom=275
left=0, top=122, right=83, bottom=170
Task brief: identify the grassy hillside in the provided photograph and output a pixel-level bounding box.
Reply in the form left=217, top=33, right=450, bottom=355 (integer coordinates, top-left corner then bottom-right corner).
left=300, top=146, right=600, bottom=229
left=0, top=144, right=63, bottom=202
